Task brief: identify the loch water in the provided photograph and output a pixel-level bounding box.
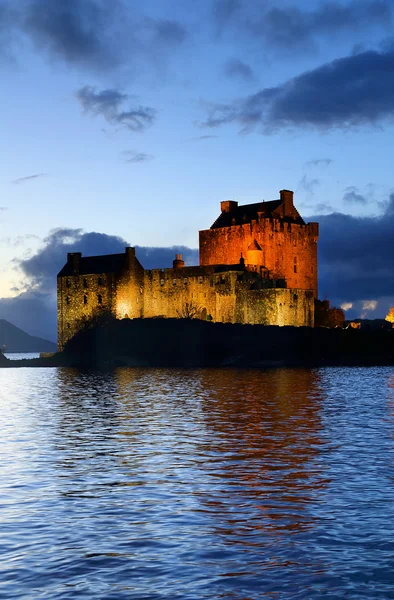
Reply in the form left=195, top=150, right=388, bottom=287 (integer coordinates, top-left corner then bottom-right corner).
left=1, top=366, right=394, bottom=599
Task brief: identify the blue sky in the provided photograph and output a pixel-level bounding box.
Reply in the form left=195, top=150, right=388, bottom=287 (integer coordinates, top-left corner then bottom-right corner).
left=1, top=0, right=394, bottom=339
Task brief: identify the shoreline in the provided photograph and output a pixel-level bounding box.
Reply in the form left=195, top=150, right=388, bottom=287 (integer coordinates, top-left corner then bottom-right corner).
left=2, top=318, right=394, bottom=369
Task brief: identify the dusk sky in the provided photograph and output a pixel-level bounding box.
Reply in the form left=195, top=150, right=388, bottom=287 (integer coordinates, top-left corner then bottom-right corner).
left=1, top=0, right=394, bottom=340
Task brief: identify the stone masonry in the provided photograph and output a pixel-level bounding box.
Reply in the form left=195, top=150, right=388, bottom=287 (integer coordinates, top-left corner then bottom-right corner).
left=57, top=190, right=318, bottom=350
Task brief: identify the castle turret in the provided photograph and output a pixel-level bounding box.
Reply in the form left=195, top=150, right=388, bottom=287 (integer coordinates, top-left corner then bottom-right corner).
left=173, top=254, right=185, bottom=269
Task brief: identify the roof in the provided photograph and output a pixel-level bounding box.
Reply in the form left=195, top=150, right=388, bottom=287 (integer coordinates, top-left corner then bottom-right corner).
left=58, top=253, right=127, bottom=277
left=210, top=199, right=304, bottom=229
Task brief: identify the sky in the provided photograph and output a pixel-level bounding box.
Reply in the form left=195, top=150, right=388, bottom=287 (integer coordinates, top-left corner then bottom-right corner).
left=1, top=0, right=394, bottom=340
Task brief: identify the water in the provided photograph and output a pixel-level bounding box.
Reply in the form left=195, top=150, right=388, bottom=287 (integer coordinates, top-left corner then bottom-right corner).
left=4, top=352, right=40, bottom=360
left=1, top=366, right=394, bottom=599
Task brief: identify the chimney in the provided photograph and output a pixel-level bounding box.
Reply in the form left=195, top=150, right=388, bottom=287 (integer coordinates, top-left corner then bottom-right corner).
left=280, top=189, right=294, bottom=216
left=173, top=253, right=185, bottom=269
left=67, top=252, right=81, bottom=274
left=220, top=200, right=238, bottom=213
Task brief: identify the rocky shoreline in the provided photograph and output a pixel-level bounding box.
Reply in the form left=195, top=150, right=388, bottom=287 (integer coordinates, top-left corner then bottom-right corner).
left=2, top=318, right=394, bottom=369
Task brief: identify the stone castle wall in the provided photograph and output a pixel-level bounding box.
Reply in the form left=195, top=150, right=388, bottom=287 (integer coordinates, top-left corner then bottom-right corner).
left=57, top=272, right=116, bottom=349
left=199, top=219, right=318, bottom=297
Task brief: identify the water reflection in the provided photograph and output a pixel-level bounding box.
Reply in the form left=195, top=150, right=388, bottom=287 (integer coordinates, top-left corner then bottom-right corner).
left=3, top=366, right=394, bottom=599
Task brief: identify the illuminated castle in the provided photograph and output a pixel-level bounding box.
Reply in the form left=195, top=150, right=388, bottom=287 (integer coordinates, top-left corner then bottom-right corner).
left=57, top=189, right=318, bottom=350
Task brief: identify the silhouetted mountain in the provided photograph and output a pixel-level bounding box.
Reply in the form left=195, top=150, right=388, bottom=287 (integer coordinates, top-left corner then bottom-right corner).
left=0, top=320, right=57, bottom=353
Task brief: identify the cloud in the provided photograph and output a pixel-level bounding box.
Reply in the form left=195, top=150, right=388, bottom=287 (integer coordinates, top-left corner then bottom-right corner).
left=11, top=173, right=47, bottom=185
left=0, top=228, right=198, bottom=340
left=342, top=186, right=369, bottom=205
left=223, top=58, right=254, bottom=81
left=298, top=175, right=320, bottom=196
left=314, top=192, right=394, bottom=314
left=76, top=86, right=156, bottom=132
left=120, top=150, right=154, bottom=164
left=213, top=0, right=393, bottom=50
left=306, top=158, right=333, bottom=167
left=249, top=1, right=392, bottom=50
left=0, top=207, right=8, bottom=212
left=189, top=135, right=218, bottom=141
left=2, top=0, right=187, bottom=73
left=202, top=47, right=394, bottom=132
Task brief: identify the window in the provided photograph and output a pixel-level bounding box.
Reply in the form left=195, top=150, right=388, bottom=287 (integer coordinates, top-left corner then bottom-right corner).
left=293, top=294, right=298, bottom=302
left=294, top=257, right=297, bottom=274
left=67, top=323, right=70, bottom=329
left=184, top=278, right=188, bottom=285
left=173, top=279, right=177, bottom=286
left=66, top=296, right=70, bottom=305
left=98, top=294, right=102, bottom=304
left=199, top=276, right=203, bottom=284
left=98, top=277, right=103, bottom=286
left=160, top=279, right=165, bottom=286
left=84, top=295, right=88, bottom=305
left=83, top=278, right=88, bottom=288
left=66, top=279, right=71, bottom=288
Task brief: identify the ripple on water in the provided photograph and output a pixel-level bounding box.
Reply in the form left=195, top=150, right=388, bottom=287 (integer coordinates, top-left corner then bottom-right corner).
left=1, top=366, right=394, bottom=599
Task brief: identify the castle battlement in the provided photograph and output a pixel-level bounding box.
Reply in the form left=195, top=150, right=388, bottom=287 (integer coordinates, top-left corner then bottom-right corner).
left=57, top=190, right=318, bottom=350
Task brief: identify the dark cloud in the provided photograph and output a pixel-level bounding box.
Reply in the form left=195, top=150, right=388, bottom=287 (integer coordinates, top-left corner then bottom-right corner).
left=120, top=150, right=155, bottom=163
left=314, top=193, right=394, bottom=313
left=202, top=47, right=394, bottom=132
left=302, top=202, right=334, bottom=214
left=213, top=0, right=392, bottom=50
left=213, top=0, right=241, bottom=33
left=22, top=0, right=121, bottom=70
left=223, top=58, right=254, bottom=81
left=249, top=1, right=392, bottom=50
left=153, top=19, right=187, bottom=45
left=11, top=173, right=47, bottom=185
left=1, top=0, right=186, bottom=72
left=0, top=227, right=198, bottom=340
left=298, top=175, right=320, bottom=196
left=135, top=246, right=198, bottom=270
left=76, top=86, right=156, bottom=132
left=189, top=134, right=218, bottom=141
left=306, top=158, right=333, bottom=167
left=342, top=186, right=369, bottom=205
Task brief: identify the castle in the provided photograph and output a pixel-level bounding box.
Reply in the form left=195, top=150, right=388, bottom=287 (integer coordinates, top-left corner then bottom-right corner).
left=57, top=189, right=319, bottom=350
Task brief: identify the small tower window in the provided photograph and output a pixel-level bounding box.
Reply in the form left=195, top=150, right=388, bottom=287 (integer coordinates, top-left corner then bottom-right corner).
left=67, top=322, right=70, bottom=329
left=83, top=278, right=88, bottom=288
left=84, top=295, right=88, bottom=305
left=184, top=278, right=188, bottom=285
left=98, top=294, right=102, bottom=304
left=160, top=279, right=165, bottom=286
left=66, top=296, right=70, bottom=305
left=66, top=279, right=71, bottom=288
left=199, top=276, right=203, bottom=284
left=173, top=279, right=177, bottom=286
left=98, top=277, right=103, bottom=286
left=294, top=257, right=297, bottom=273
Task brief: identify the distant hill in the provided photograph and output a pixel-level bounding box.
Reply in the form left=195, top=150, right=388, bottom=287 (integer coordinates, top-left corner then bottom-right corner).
left=0, top=320, right=57, bottom=353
